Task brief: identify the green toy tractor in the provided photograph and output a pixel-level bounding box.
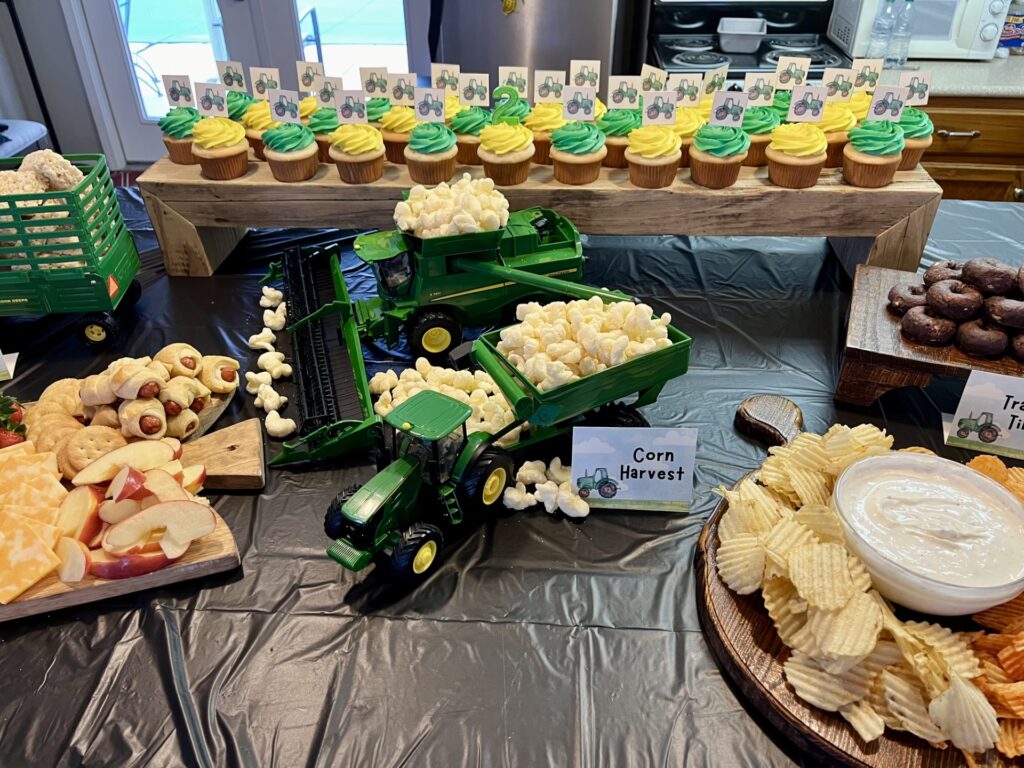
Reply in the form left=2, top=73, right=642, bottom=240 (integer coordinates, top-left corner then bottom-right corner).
left=319, top=81, right=337, bottom=104
left=646, top=96, right=673, bottom=119
left=168, top=79, right=192, bottom=103
left=776, top=63, right=805, bottom=85
left=199, top=88, right=225, bottom=112
left=704, top=73, right=726, bottom=94
left=462, top=78, right=487, bottom=102
left=746, top=77, right=773, bottom=100
left=873, top=92, right=904, bottom=117
left=854, top=66, right=878, bottom=88
left=417, top=93, right=444, bottom=117
left=435, top=68, right=459, bottom=90
left=221, top=66, right=244, bottom=88
left=504, top=72, right=527, bottom=92
left=364, top=73, right=387, bottom=93
left=611, top=80, right=638, bottom=105
left=714, top=96, right=744, bottom=122
left=826, top=74, right=852, bottom=98
left=574, top=65, right=599, bottom=86
left=565, top=91, right=594, bottom=116
left=906, top=76, right=929, bottom=99
left=339, top=95, right=365, bottom=119
left=792, top=93, right=823, bottom=117
left=575, top=467, right=617, bottom=499
left=273, top=95, right=298, bottom=118
left=300, top=66, right=319, bottom=88
left=537, top=76, right=563, bottom=99
left=253, top=72, right=278, bottom=94
left=957, top=412, right=1000, bottom=443
left=642, top=72, right=664, bottom=91
left=392, top=78, right=415, bottom=101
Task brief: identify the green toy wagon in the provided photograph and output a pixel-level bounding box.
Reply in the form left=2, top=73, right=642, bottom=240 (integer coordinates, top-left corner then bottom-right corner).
left=0, top=154, right=141, bottom=346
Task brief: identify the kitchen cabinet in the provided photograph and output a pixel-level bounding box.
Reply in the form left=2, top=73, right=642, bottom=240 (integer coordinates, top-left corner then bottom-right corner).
left=921, top=96, right=1024, bottom=202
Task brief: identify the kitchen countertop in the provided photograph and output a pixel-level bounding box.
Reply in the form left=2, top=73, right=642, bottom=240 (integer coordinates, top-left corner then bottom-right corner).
left=880, top=56, right=1024, bottom=98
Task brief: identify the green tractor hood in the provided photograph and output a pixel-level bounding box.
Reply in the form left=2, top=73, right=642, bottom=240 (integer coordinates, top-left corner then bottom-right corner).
left=342, top=453, right=422, bottom=527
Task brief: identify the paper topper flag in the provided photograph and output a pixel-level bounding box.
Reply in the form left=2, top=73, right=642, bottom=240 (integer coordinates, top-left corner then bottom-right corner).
left=608, top=76, right=642, bottom=108
left=498, top=66, right=529, bottom=98
left=161, top=74, right=194, bottom=108
left=851, top=58, right=884, bottom=93
left=702, top=65, right=729, bottom=96
left=743, top=73, right=774, bottom=106
left=570, top=59, right=601, bottom=91
left=431, top=63, right=460, bottom=92
left=336, top=90, right=367, bottom=124
left=822, top=68, right=855, bottom=103
left=534, top=70, right=565, bottom=103
left=249, top=67, right=281, bottom=100
left=317, top=77, right=343, bottom=108
left=867, top=85, right=910, bottom=121
left=195, top=82, right=229, bottom=117
left=414, top=87, right=446, bottom=122
left=787, top=85, right=828, bottom=123
left=459, top=73, right=490, bottom=107
left=266, top=88, right=302, bottom=124
left=642, top=91, right=675, bottom=125
left=640, top=64, right=668, bottom=93
left=216, top=60, right=246, bottom=92
left=668, top=73, right=702, bottom=106
left=900, top=70, right=931, bottom=106
left=389, top=73, right=417, bottom=106
left=360, top=67, right=389, bottom=99
left=774, top=56, right=811, bottom=90
left=296, top=61, right=324, bottom=93
left=563, top=86, right=597, bottom=121
left=709, top=91, right=747, bottom=127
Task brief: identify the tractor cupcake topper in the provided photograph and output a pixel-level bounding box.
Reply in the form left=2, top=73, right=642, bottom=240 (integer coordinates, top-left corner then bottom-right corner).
left=161, top=74, right=194, bottom=107
left=335, top=90, right=368, bottom=124
left=267, top=88, right=302, bottom=124
left=296, top=61, right=324, bottom=94
left=562, top=87, right=597, bottom=121
left=414, top=87, right=446, bottom=122
left=359, top=67, right=388, bottom=100
left=709, top=91, right=748, bottom=128
left=388, top=72, right=418, bottom=106
left=431, top=63, right=461, bottom=93
left=640, top=64, right=667, bottom=93
left=216, top=60, right=246, bottom=92
left=668, top=73, right=702, bottom=106
left=249, top=67, right=280, bottom=100
left=570, top=59, right=601, bottom=91
left=196, top=83, right=229, bottom=117
left=786, top=85, right=827, bottom=123
left=867, top=85, right=910, bottom=122
left=609, top=76, right=642, bottom=108
left=499, top=67, right=529, bottom=97
left=822, top=67, right=855, bottom=103
left=459, top=73, right=490, bottom=107
left=743, top=73, right=774, bottom=106
left=534, top=69, right=566, bottom=104
left=899, top=70, right=932, bottom=106
left=851, top=58, right=884, bottom=93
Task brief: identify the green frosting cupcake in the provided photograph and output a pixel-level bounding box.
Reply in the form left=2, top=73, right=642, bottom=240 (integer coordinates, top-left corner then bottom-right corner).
left=551, top=121, right=606, bottom=155
left=693, top=125, right=750, bottom=158
left=307, top=107, right=340, bottom=135
left=450, top=107, right=491, bottom=136
left=848, top=120, right=905, bottom=156
left=367, top=97, right=391, bottom=123
left=158, top=107, right=201, bottom=139
left=597, top=109, right=641, bottom=137
left=502, top=98, right=530, bottom=121
left=898, top=108, right=934, bottom=140
left=771, top=91, right=792, bottom=122
left=227, top=91, right=256, bottom=121
left=742, top=106, right=781, bottom=136
left=262, top=123, right=315, bottom=153
left=408, top=123, right=457, bottom=154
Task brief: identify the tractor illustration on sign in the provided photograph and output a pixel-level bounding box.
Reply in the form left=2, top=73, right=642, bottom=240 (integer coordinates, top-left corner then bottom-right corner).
left=273, top=94, right=298, bottom=118
left=339, top=96, right=365, bottom=119
left=462, top=78, right=487, bottom=102
left=873, top=91, right=904, bottom=116
left=747, top=77, right=773, bottom=101
left=611, top=80, right=639, bottom=105
left=417, top=93, right=444, bottom=117
left=504, top=71, right=527, bottom=92
left=167, top=79, right=192, bottom=103
left=956, top=412, right=1000, bottom=443
left=300, top=66, right=319, bottom=88
left=854, top=66, right=879, bottom=88
left=435, top=68, right=459, bottom=90
left=646, top=95, right=673, bottom=120
left=576, top=468, right=618, bottom=499
left=537, top=76, right=563, bottom=99
left=704, top=73, right=726, bottom=94
left=714, top=97, right=744, bottom=122
left=199, top=88, right=225, bottom=112
left=825, top=74, right=853, bottom=98
left=777, top=63, right=805, bottom=85
left=642, top=72, right=664, bottom=91
left=792, top=92, right=823, bottom=117
left=674, top=81, right=699, bottom=102
left=253, top=71, right=278, bottom=94
left=319, top=80, right=337, bottom=103
left=565, top=91, right=594, bottom=116
left=364, top=72, right=387, bottom=93
left=220, top=66, right=244, bottom=88
left=574, top=65, right=599, bottom=87
left=905, top=76, right=929, bottom=99
left=392, top=78, right=415, bottom=101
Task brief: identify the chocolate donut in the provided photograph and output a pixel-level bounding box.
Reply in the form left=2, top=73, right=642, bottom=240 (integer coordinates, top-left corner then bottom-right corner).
left=901, top=306, right=958, bottom=346
left=957, top=319, right=1009, bottom=358
left=887, top=283, right=928, bottom=315
left=985, top=296, right=1024, bottom=329
left=1012, top=335, right=1024, bottom=361
left=962, top=257, right=1018, bottom=295
left=923, top=260, right=963, bottom=287
left=926, top=279, right=983, bottom=321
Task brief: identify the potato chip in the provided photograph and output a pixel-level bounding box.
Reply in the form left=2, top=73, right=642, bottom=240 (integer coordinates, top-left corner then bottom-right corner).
left=899, top=446, right=935, bottom=456
left=788, top=542, right=855, bottom=611
left=966, top=454, right=1009, bottom=484
left=882, top=667, right=948, bottom=744
left=788, top=466, right=831, bottom=507
left=793, top=505, right=845, bottom=544
left=858, top=640, right=904, bottom=676
left=928, top=674, right=1000, bottom=753
left=808, top=591, right=882, bottom=661
left=784, top=650, right=872, bottom=711
left=997, top=635, right=1024, bottom=682
left=866, top=667, right=904, bottom=729
left=717, top=532, right=765, bottom=595
left=763, top=577, right=810, bottom=650
left=1004, top=467, right=1024, bottom=503
left=758, top=457, right=799, bottom=504
left=847, top=555, right=872, bottom=593
left=978, top=657, right=1012, bottom=685
left=763, top=519, right=817, bottom=576
left=997, top=719, right=1024, bottom=759
left=905, top=620, right=982, bottom=682
left=973, top=594, right=1024, bottom=632
left=971, top=632, right=1019, bottom=655
left=839, top=699, right=886, bottom=743
left=768, top=433, right=829, bottom=473
left=980, top=680, right=1024, bottom=718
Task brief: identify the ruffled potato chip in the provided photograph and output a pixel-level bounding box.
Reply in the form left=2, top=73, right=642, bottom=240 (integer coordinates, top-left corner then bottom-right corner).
left=717, top=532, right=764, bottom=595
left=1003, top=467, right=1024, bottom=503
left=793, top=505, right=845, bottom=544
left=882, top=667, right=948, bottom=744
left=784, top=650, right=872, bottom=711
left=997, top=719, right=1024, bottom=759
left=788, top=466, right=831, bottom=507
left=965, top=454, right=1009, bottom=484
left=928, top=674, right=999, bottom=754
left=839, top=699, right=886, bottom=743
left=978, top=680, right=1024, bottom=718
left=847, top=555, right=872, bottom=593
left=973, top=593, right=1024, bottom=632
left=997, top=635, right=1024, bottom=682
left=899, top=446, right=935, bottom=456
left=905, top=620, right=982, bottom=683
left=971, top=632, right=1019, bottom=655
left=788, top=542, right=855, bottom=611
left=763, top=519, right=817, bottom=576
left=809, top=591, right=882, bottom=661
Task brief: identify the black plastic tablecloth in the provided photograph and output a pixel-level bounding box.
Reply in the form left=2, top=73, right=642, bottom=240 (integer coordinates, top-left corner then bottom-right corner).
left=1, top=192, right=1022, bottom=768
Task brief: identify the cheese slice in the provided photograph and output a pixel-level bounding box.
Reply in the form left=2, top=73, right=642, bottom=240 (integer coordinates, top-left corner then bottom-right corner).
left=0, top=513, right=60, bottom=603
left=0, top=504, right=59, bottom=527
left=0, top=440, right=34, bottom=458
left=1, top=462, right=62, bottom=489
left=0, top=511, right=60, bottom=549
left=0, top=452, right=59, bottom=477
left=24, top=473, right=67, bottom=504
left=0, top=483, right=57, bottom=509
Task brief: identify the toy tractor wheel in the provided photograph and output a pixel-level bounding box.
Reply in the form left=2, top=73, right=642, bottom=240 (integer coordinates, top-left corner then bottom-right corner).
left=118, top=278, right=143, bottom=312
left=77, top=313, right=119, bottom=348
left=457, top=448, right=514, bottom=513
left=390, top=523, right=444, bottom=581
left=598, top=481, right=617, bottom=499
left=980, top=426, right=999, bottom=443
left=584, top=402, right=649, bottom=428
left=957, top=428, right=971, bottom=438
left=409, top=310, right=462, bottom=361
left=324, top=484, right=361, bottom=539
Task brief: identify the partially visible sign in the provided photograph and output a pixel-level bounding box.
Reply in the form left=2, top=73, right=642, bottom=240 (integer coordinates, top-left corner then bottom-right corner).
left=822, top=67, right=855, bottom=103
left=899, top=69, right=932, bottom=106
left=316, top=76, right=343, bottom=108
left=431, top=63, right=460, bottom=93
left=571, top=427, right=696, bottom=512
left=360, top=67, right=389, bottom=100
left=266, top=88, right=302, bottom=124
left=709, top=90, right=747, bottom=127
left=640, top=64, right=668, bottom=93
left=0, top=352, right=16, bottom=383
left=641, top=90, right=675, bottom=125
left=248, top=67, right=280, bottom=100
left=534, top=70, right=566, bottom=104
left=498, top=66, right=530, bottom=99
left=296, top=61, right=324, bottom=93
left=608, top=76, right=643, bottom=108
left=668, top=73, right=702, bottom=106
left=743, top=72, right=775, bottom=106
left=388, top=72, right=417, bottom=106
left=215, top=60, right=246, bottom=92
left=195, top=82, right=229, bottom=117
left=851, top=58, right=884, bottom=93
left=702, top=64, right=729, bottom=96
left=787, top=84, right=828, bottom=123
left=866, top=85, right=909, bottom=122
left=0, top=350, right=9, bottom=382
left=161, top=74, right=194, bottom=108
left=413, top=87, right=446, bottom=122
left=335, top=90, right=368, bottom=124
left=459, top=72, right=490, bottom=107
left=562, top=86, right=597, bottom=121
left=947, top=371, right=1024, bottom=460
left=569, top=59, right=602, bottom=91
left=774, top=56, right=811, bottom=90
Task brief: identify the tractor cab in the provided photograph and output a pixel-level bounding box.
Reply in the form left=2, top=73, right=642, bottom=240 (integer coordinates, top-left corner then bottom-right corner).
left=373, top=246, right=415, bottom=298
left=385, top=391, right=471, bottom=485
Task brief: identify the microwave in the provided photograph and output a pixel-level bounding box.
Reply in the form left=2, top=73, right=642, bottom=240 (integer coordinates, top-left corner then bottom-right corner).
left=828, top=0, right=1010, bottom=60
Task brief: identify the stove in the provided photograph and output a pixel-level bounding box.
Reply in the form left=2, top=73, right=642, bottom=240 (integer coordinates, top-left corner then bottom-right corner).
left=653, top=33, right=849, bottom=77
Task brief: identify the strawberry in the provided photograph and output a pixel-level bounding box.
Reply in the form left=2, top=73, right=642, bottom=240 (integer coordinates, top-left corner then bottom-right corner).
left=0, top=395, right=26, bottom=448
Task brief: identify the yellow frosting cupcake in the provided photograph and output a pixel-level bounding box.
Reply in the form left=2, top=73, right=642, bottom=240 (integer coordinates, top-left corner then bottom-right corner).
left=594, top=97, right=608, bottom=121
left=624, top=126, right=682, bottom=188
left=766, top=123, right=828, bottom=189
left=478, top=122, right=535, bottom=185
left=190, top=117, right=249, bottom=179
left=380, top=106, right=420, bottom=164
left=698, top=96, right=714, bottom=122
left=524, top=103, right=568, bottom=164
left=241, top=101, right=281, bottom=160
left=818, top=103, right=857, bottom=167
left=445, top=93, right=467, bottom=124
left=328, top=123, right=385, bottom=184
left=673, top=107, right=706, bottom=167
left=768, top=123, right=828, bottom=157
left=849, top=92, right=872, bottom=122
left=299, top=95, right=318, bottom=123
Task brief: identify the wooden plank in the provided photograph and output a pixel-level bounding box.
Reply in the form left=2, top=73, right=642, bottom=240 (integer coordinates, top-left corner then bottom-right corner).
left=0, top=511, right=239, bottom=623
left=180, top=418, right=265, bottom=490
left=141, top=188, right=246, bottom=277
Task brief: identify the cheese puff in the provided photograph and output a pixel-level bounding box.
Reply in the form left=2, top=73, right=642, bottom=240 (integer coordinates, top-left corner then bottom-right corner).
left=473, top=371, right=495, bottom=393
left=503, top=482, right=536, bottom=511
left=546, top=457, right=572, bottom=484
left=533, top=481, right=560, bottom=514
left=579, top=356, right=606, bottom=376
left=516, top=302, right=542, bottom=321
left=479, top=210, right=501, bottom=231
left=625, top=338, right=657, bottom=360
left=522, top=337, right=542, bottom=358
left=516, top=460, right=548, bottom=485
left=557, top=488, right=590, bottom=518
left=468, top=389, right=488, bottom=407
left=399, top=369, right=423, bottom=384
left=415, top=357, right=432, bottom=377
left=609, top=335, right=630, bottom=366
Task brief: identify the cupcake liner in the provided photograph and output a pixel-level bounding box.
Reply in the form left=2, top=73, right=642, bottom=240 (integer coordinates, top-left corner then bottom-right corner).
left=384, top=138, right=409, bottom=164
left=456, top=138, right=481, bottom=165
left=842, top=148, right=901, bottom=188
left=315, top=136, right=332, bottom=163
left=267, top=152, right=319, bottom=182
left=196, top=150, right=249, bottom=181
left=689, top=152, right=745, bottom=189
left=602, top=140, right=628, bottom=168
left=678, top=140, right=693, bottom=169
left=741, top=135, right=770, bottom=167
left=482, top=158, right=532, bottom=186
left=247, top=135, right=266, bottom=161
left=335, top=154, right=384, bottom=184
left=552, top=157, right=602, bottom=185
left=825, top=136, right=849, bottom=169
left=163, top=136, right=197, bottom=165
left=533, top=136, right=552, bottom=165
left=406, top=154, right=458, bottom=185
left=898, top=137, right=933, bottom=171
left=766, top=152, right=825, bottom=189
left=627, top=159, right=677, bottom=189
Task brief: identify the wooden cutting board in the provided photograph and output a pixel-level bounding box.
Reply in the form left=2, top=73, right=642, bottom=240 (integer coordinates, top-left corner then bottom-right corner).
left=181, top=418, right=265, bottom=490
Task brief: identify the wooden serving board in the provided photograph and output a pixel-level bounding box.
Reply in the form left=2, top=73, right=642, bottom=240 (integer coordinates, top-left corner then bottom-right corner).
left=189, top=388, right=234, bottom=441
left=181, top=418, right=265, bottom=490
left=0, top=511, right=239, bottom=623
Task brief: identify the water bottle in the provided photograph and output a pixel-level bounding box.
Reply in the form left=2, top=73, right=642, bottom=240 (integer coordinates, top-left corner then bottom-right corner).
left=865, top=0, right=897, bottom=59
left=887, top=0, right=915, bottom=68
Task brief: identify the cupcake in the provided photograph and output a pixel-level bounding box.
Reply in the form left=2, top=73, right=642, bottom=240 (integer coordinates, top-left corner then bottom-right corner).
left=380, top=106, right=419, bottom=164
left=596, top=109, right=641, bottom=168
left=405, top=123, right=459, bottom=184
left=262, top=123, right=319, bottom=182
left=688, top=125, right=750, bottom=189
left=445, top=93, right=467, bottom=125
left=697, top=96, right=714, bottom=122
left=594, top=97, right=608, bottom=121
left=241, top=101, right=281, bottom=160
left=308, top=107, right=340, bottom=162
left=550, top=122, right=607, bottom=185
left=367, top=97, right=392, bottom=128
left=849, top=92, right=872, bottom=123
left=897, top=108, right=934, bottom=170
left=523, top=103, right=567, bottom=164
left=819, top=103, right=857, bottom=168
left=771, top=90, right=792, bottom=123
left=190, top=117, right=249, bottom=180
left=624, top=125, right=682, bottom=189
left=158, top=106, right=201, bottom=165
left=842, top=120, right=905, bottom=188
left=450, top=106, right=491, bottom=165
left=740, top=106, right=781, bottom=167
left=328, top=123, right=385, bottom=184
left=672, top=107, right=705, bottom=168
left=227, top=90, right=256, bottom=123
left=477, top=122, right=535, bottom=185
left=765, top=123, right=828, bottom=189
left=299, top=95, right=318, bottom=124
left=497, top=96, right=530, bottom=124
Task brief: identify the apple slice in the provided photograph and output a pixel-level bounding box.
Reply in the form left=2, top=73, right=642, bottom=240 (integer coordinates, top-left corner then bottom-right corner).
left=56, top=485, right=104, bottom=543
left=89, top=548, right=174, bottom=579
left=99, top=498, right=141, bottom=525
left=72, top=441, right=176, bottom=486
left=88, top=522, right=108, bottom=550
left=108, top=466, right=148, bottom=502
left=56, top=536, right=91, bottom=583
left=157, top=460, right=184, bottom=482
left=181, top=464, right=206, bottom=494
left=161, top=437, right=183, bottom=460
left=142, top=468, right=189, bottom=503
left=102, top=499, right=215, bottom=559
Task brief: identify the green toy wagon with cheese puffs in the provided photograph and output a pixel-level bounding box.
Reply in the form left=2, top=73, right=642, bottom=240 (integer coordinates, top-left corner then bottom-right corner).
left=0, top=153, right=141, bottom=347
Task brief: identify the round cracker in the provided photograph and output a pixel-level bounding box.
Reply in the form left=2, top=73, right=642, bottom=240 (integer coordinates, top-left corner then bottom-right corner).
left=55, top=433, right=77, bottom=480
left=24, top=402, right=70, bottom=427
left=65, top=425, right=128, bottom=471
left=37, top=424, right=81, bottom=454
left=27, top=414, right=83, bottom=443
